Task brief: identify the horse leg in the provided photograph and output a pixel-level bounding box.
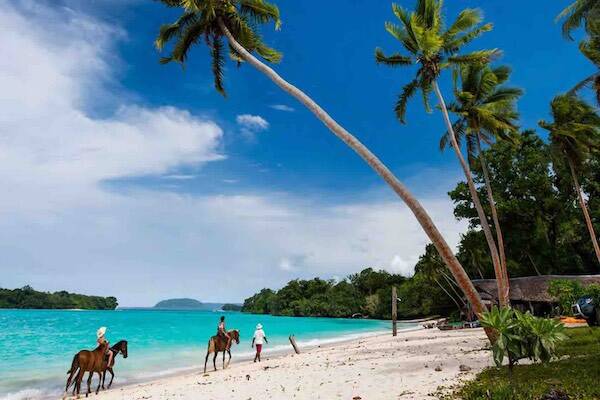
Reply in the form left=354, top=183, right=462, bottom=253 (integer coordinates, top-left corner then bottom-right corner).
left=227, top=349, right=232, bottom=367
left=66, top=367, right=77, bottom=393
left=86, top=372, right=93, bottom=397
left=95, top=372, right=102, bottom=394
left=101, top=370, right=106, bottom=390
left=222, top=350, right=226, bottom=369
left=108, top=368, right=115, bottom=389
left=213, top=352, right=218, bottom=371
left=75, top=369, right=84, bottom=398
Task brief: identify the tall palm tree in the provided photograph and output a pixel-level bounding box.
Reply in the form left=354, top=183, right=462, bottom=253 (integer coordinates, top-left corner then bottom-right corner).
left=153, top=0, right=492, bottom=334
left=374, top=0, right=510, bottom=307
left=440, top=64, right=523, bottom=297
left=539, top=95, right=600, bottom=265
left=557, top=0, right=600, bottom=39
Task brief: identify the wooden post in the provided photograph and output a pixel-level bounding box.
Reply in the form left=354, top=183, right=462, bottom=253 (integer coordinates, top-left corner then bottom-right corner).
left=392, top=286, right=397, bottom=336
left=289, top=335, right=300, bottom=354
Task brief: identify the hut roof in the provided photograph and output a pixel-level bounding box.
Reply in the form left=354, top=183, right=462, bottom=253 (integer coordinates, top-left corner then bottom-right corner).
left=472, top=275, right=600, bottom=303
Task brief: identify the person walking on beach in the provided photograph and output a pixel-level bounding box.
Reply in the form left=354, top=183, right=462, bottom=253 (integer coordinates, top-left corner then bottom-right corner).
left=251, top=323, right=268, bottom=362
left=217, top=316, right=231, bottom=346
left=97, top=327, right=114, bottom=367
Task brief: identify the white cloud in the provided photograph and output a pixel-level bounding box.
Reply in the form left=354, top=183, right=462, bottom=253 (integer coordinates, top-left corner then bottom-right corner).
left=270, top=104, right=295, bottom=112
left=0, top=1, right=223, bottom=213
left=163, top=174, right=197, bottom=180
left=236, top=114, right=269, bottom=140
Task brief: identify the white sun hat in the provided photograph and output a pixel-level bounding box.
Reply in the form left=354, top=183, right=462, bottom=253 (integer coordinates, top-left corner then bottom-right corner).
left=97, top=327, right=107, bottom=339
left=256, top=323, right=263, bottom=330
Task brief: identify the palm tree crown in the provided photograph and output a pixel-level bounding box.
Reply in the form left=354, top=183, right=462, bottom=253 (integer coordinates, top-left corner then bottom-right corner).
left=154, top=0, right=282, bottom=96
left=570, top=19, right=600, bottom=105
left=440, top=64, right=522, bottom=163
left=539, top=95, right=600, bottom=167
left=375, top=0, right=499, bottom=123
left=557, top=0, right=600, bottom=39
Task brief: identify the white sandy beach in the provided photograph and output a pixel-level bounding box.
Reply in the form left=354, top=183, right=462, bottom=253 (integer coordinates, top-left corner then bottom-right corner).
left=89, top=328, right=492, bottom=400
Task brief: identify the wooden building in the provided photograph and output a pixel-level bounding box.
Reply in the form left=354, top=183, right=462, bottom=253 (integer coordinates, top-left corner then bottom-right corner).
left=471, top=275, right=600, bottom=316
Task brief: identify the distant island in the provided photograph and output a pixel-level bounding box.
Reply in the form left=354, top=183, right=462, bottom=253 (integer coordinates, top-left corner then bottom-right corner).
left=153, top=298, right=243, bottom=311
left=221, top=303, right=243, bottom=311
left=154, top=298, right=205, bottom=309
left=0, top=286, right=118, bottom=310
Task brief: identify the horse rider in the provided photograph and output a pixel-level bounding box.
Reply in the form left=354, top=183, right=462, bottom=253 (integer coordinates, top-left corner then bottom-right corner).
left=97, top=327, right=114, bottom=368
left=217, top=316, right=231, bottom=346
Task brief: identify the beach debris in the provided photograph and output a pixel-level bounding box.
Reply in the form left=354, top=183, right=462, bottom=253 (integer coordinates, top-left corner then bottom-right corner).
left=246, top=374, right=251, bottom=381
left=434, top=366, right=442, bottom=371
left=352, top=396, right=362, bottom=400
left=459, top=364, right=471, bottom=372
left=263, top=365, right=279, bottom=370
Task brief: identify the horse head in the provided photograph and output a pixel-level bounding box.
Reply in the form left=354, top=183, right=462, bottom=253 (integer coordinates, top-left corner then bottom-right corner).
left=113, top=340, right=128, bottom=358
left=230, top=330, right=240, bottom=344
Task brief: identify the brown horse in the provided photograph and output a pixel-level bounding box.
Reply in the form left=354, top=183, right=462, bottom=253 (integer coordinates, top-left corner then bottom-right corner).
left=204, top=329, right=240, bottom=373
left=65, top=341, right=108, bottom=398
left=101, top=340, right=128, bottom=390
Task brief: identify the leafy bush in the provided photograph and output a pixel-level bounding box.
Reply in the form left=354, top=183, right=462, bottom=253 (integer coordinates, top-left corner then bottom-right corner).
left=548, top=280, right=584, bottom=315
left=479, top=307, right=567, bottom=373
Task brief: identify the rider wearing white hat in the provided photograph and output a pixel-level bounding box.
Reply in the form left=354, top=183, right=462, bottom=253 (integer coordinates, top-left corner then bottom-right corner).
left=96, top=326, right=114, bottom=367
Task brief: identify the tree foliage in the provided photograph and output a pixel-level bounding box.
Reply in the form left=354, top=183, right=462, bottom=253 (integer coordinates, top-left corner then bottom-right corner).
left=0, top=286, right=118, bottom=310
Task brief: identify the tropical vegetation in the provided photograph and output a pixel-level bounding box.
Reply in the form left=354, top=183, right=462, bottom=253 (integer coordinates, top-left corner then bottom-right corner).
left=0, top=286, right=118, bottom=310
left=451, top=327, right=600, bottom=400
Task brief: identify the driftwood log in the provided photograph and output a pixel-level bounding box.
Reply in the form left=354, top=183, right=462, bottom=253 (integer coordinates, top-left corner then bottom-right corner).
left=289, top=335, right=300, bottom=354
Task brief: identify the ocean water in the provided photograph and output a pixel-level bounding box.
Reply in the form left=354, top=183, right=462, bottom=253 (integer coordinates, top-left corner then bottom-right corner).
left=0, top=309, right=414, bottom=399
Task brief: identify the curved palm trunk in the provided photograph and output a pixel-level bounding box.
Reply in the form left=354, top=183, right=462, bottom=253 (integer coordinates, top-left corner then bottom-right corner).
left=432, top=81, right=509, bottom=308
left=567, top=156, right=600, bottom=265
left=475, top=133, right=510, bottom=292
left=217, top=20, right=493, bottom=340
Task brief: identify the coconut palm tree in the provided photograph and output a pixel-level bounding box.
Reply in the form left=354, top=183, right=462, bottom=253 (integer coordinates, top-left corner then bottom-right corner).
left=153, top=0, right=492, bottom=332
left=374, top=0, right=510, bottom=306
left=539, top=95, right=600, bottom=265
left=440, top=64, right=523, bottom=294
left=557, top=0, right=600, bottom=39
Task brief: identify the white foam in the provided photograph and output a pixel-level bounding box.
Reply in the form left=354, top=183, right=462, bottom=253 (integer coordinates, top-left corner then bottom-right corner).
left=0, top=388, right=45, bottom=400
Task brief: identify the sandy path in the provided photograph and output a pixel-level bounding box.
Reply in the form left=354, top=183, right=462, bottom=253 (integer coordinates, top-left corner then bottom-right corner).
left=90, top=328, right=491, bottom=400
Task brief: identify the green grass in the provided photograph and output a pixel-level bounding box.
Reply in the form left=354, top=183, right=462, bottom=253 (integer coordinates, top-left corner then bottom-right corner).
left=453, top=327, right=600, bottom=400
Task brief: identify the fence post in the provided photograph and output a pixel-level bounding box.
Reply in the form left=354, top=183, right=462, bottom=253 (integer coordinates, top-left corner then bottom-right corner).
left=392, top=286, right=397, bottom=336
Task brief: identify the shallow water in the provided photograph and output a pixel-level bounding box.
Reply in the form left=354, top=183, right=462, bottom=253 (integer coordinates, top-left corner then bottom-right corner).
left=0, top=309, right=413, bottom=399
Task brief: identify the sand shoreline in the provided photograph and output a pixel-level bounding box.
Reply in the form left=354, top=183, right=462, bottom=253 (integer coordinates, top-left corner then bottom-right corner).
left=78, top=327, right=491, bottom=400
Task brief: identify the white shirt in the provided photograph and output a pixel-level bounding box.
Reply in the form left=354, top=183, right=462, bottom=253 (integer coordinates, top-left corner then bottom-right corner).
left=253, top=329, right=266, bottom=345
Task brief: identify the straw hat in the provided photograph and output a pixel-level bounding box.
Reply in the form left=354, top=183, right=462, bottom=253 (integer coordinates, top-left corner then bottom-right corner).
left=256, top=323, right=263, bottom=330
left=97, top=326, right=107, bottom=339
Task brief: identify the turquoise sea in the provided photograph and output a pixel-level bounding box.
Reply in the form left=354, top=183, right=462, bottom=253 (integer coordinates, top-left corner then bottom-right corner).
left=0, top=309, right=414, bottom=399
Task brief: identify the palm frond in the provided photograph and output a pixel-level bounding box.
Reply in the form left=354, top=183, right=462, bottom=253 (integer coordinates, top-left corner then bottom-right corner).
left=448, top=49, right=501, bottom=66
left=444, top=8, right=482, bottom=42
left=443, top=23, right=493, bottom=53
left=239, top=0, right=281, bottom=30
left=167, top=18, right=208, bottom=64
left=155, top=12, right=199, bottom=50
left=210, top=34, right=226, bottom=96
left=395, top=79, right=419, bottom=123
left=375, top=48, right=412, bottom=66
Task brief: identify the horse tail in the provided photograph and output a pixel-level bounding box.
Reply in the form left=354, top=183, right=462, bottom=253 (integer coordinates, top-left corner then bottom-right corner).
left=207, top=337, right=215, bottom=354
left=67, top=353, right=79, bottom=374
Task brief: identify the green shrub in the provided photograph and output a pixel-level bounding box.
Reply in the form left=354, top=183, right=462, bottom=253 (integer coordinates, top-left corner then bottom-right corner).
left=479, top=307, right=567, bottom=373
left=548, top=280, right=584, bottom=315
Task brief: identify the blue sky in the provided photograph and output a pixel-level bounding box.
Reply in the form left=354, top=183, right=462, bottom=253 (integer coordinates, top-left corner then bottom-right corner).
left=0, top=0, right=593, bottom=305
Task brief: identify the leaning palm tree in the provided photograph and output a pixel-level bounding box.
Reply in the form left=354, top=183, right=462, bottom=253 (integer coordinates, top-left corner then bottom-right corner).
left=557, top=0, right=600, bottom=39
left=153, top=0, right=492, bottom=334
left=440, top=64, right=523, bottom=295
left=539, top=95, right=600, bottom=265
left=374, top=0, right=510, bottom=307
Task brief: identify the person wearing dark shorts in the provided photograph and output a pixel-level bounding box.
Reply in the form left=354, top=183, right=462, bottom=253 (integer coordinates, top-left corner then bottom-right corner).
left=251, top=323, right=268, bottom=362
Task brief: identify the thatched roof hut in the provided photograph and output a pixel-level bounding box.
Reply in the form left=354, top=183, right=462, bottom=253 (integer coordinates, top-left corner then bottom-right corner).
left=471, top=275, right=600, bottom=315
